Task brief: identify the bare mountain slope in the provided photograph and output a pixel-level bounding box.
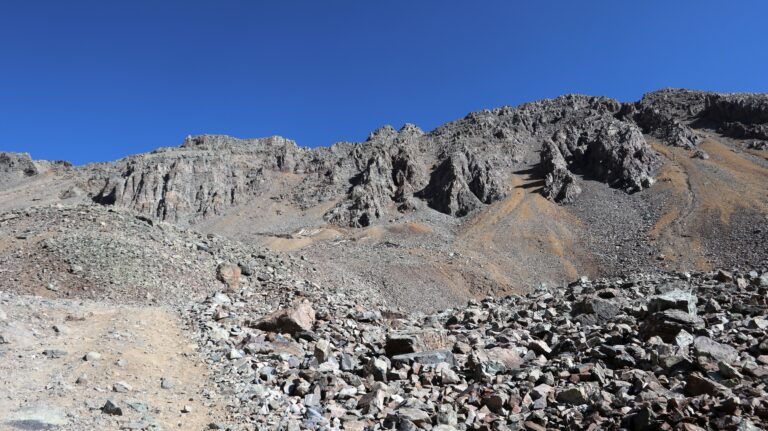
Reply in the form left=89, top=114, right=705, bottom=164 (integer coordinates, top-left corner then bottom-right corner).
left=1, top=89, right=767, bottom=311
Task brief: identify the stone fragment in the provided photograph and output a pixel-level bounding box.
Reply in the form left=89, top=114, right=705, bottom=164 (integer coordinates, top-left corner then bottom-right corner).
left=358, top=382, right=389, bottom=414
left=101, top=400, right=122, bottom=416
left=112, top=381, right=132, bottom=393
left=575, top=297, right=621, bottom=321
left=314, top=339, right=332, bottom=363
left=394, top=408, right=430, bottom=426
left=685, top=373, right=723, bottom=396
left=42, top=349, right=67, bottom=359
left=366, top=356, right=390, bottom=381
left=52, top=324, right=69, bottom=334
left=527, top=339, right=552, bottom=356
left=385, top=333, right=425, bottom=357
left=648, top=289, right=697, bottom=315
left=556, top=386, right=589, bottom=405
left=693, top=336, right=738, bottom=364
left=252, top=299, right=316, bottom=335
left=482, top=392, right=510, bottom=413
left=160, top=377, right=174, bottom=389
left=83, top=351, right=101, bottom=361
left=216, top=262, right=241, bottom=290
left=392, top=349, right=456, bottom=367
left=469, top=347, right=522, bottom=378
left=675, top=329, right=695, bottom=349
left=640, top=309, right=705, bottom=342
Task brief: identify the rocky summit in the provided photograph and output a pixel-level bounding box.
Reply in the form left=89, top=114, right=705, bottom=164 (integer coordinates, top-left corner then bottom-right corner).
left=0, top=88, right=767, bottom=430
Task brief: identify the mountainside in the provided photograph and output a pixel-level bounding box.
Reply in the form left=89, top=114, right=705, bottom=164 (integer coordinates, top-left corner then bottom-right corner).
left=1, top=88, right=768, bottom=430
left=2, top=88, right=766, bottom=310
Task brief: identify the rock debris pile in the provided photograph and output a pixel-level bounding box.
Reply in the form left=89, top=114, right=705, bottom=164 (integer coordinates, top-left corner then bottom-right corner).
left=191, top=267, right=768, bottom=430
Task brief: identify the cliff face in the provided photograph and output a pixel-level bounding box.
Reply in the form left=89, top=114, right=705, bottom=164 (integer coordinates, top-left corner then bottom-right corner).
left=4, top=89, right=767, bottom=230
left=86, top=135, right=305, bottom=223
left=51, top=91, right=745, bottom=227
left=73, top=92, right=680, bottom=226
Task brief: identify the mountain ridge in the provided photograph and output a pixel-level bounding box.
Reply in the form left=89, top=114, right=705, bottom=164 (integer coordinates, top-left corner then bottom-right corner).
left=1, top=88, right=766, bottom=310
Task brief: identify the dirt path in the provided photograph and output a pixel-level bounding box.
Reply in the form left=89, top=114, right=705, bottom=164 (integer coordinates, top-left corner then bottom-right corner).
left=0, top=294, right=220, bottom=430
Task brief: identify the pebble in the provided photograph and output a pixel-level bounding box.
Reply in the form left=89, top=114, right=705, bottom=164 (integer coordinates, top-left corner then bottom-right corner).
left=101, top=400, right=122, bottom=416
left=112, top=381, right=132, bottom=393
left=83, top=351, right=101, bottom=361
left=160, top=377, right=174, bottom=389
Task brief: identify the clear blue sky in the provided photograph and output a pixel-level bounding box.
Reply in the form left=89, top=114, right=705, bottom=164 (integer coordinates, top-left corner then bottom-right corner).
left=1, top=1, right=766, bottom=165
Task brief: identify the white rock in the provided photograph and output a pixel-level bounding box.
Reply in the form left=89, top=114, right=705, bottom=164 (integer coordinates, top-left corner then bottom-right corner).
left=113, top=381, right=132, bottom=393
left=83, top=351, right=102, bottom=361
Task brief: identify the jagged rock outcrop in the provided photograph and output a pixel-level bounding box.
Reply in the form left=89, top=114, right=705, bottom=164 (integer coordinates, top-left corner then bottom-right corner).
left=623, top=89, right=708, bottom=148
left=323, top=125, right=427, bottom=227
left=540, top=141, right=581, bottom=203
left=425, top=94, right=659, bottom=206
left=81, top=96, right=660, bottom=225
left=9, top=89, right=765, bottom=228
left=700, top=93, right=768, bottom=141
left=0, top=152, right=41, bottom=178
left=626, top=89, right=768, bottom=148
left=91, top=156, right=249, bottom=222
left=322, top=95, right=662, bottom=223
left=88, top=135, right=305, bottom=223
left=323, top=148, right=401, bottom=227
left=625, top=104, right=704, bottom=149
left=0, top=152, right=70, bottom=188
left=416, top=151, right=503, bottom=216
left=572, top=118, right=659, bottom=192
left=541, top=115, right=659, bottom=197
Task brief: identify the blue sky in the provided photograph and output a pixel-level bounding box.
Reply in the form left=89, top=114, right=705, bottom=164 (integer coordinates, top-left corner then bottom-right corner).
left=1, top=1, right=766, bottom=165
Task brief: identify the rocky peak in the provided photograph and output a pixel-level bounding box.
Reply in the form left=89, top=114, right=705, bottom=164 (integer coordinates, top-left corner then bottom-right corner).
left=366, top=125, right=398, bottom=142
left=181, top=134, right=298, bottom=151
left=0, top=152, right=41, bottom=177
left=398, top=123, right=424, bottom=136
left=0, top=152, right=70, bottom=188
left=701, top=92, right=768, bottom=141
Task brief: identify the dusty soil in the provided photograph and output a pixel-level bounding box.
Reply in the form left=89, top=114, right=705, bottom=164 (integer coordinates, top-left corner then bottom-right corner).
left=0, top=294, right=220, bottom=430
left=648, top=133, right=768, bottom=271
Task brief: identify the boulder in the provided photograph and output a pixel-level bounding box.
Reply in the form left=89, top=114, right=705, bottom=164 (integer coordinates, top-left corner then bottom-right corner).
left=640, top=309, right=705, bottom=342
left=469, top=347, right=522, bottom=378
left=216, top=263, right=241, bottom=290
left=392, top=349, right=456, bottom=367
left=693, top=336, right=738, bottom=364
left=648, top=289, right=698, bottom=315
left=556, top=386, right=589, bottom=405
left=252, top=299, right=316, bottom=335
left=385, top=333, right=425, bottom=357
